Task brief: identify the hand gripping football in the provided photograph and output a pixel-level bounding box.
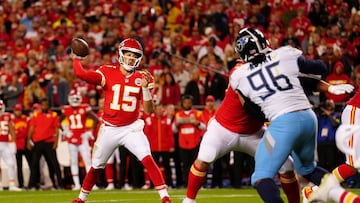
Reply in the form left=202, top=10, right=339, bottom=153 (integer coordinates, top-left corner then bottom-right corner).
left=71, top=38, right=89, bottom=57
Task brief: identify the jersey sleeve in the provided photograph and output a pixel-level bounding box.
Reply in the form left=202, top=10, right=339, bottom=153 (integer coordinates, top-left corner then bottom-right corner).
left=73, top=58, right=102, bottom=85
left=283, top=46, right=303, bottom=57
left=297, top=56, right=328, bottom=77
left=229, top=67, right=242, bottom=91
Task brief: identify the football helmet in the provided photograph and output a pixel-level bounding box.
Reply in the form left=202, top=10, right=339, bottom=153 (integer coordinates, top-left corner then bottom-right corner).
left=68, top=90, right=82, bottom=107
left=0, top=100, right=5, bottom=113
left=235, top=27, right=270, bottom=63
left=118, top=38, right=143, bottom=71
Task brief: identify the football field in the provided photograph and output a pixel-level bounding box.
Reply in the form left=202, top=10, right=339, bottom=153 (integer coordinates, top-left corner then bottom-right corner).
left=1, top=188, right=360, bottom=203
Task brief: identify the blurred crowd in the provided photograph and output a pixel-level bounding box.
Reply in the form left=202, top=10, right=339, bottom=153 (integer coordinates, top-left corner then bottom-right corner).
left=0, top=0, right=360, bottom=190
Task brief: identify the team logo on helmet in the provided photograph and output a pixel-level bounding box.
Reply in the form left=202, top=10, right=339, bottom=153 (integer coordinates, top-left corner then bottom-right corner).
left=236, top=36, right=249, bottom=53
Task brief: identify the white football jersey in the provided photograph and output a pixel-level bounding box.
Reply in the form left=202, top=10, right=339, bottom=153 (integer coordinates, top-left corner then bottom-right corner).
left=230, top=46, right=312, bottom=121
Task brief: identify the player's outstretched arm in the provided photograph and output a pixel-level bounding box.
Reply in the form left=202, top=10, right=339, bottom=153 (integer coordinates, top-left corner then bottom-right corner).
left=317, top=80, right=354, bottom=95
left=72, top=58, right=102, bottom=85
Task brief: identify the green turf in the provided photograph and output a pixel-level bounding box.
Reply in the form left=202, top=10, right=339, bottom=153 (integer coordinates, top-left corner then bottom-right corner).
left=0, top=188, right=359, bottom=203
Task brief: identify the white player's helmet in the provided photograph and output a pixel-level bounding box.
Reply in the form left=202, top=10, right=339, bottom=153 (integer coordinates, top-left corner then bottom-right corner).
left=68, top=90, right=82, bottom=107
left=118, top=38, right=143, bottom=71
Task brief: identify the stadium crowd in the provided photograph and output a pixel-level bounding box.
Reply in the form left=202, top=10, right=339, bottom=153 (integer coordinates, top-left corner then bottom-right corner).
left=0, top=0, right=360, bottom=191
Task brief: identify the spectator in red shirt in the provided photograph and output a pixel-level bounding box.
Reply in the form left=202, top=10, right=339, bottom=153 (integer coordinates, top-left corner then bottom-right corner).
left=325, top=61, right=353, bottom=106
left=143, top=102, right=175, bottom=188
left=26, top=98, right=63, bottom=190
left=160, top=72, right=181, bottom=107
left=173, top=95, right=206, bottom=186
left=289, top=6, right=312, bottom=44
left=200, top=95, right=217, bottom=128
left=13, top=104, right=31, bottom=189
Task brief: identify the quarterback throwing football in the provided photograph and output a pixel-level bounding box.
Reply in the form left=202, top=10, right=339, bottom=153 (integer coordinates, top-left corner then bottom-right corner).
left=70, top=38, right=172, bottom=203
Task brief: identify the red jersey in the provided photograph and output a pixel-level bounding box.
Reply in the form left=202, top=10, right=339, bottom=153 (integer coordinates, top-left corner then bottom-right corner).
left=13, top=115, right=29, bottom=150
left=201, top=108, right=216, bottom=127
left=215, top=87, right=264, bottom=134
left=144, top=112, right=174, bottom=152
left=29, top=111, right=60, bottom=143
left=0, top=112, right=13, bottom=142
left=175, top=109, right=203, bottom=150
left=200, top=108, right=216, bottom=136
left=97, top=65, right=154, bottom=126
left=62, top=104, right=92, bottom=145
left=347, top=89, right=360, bottom=108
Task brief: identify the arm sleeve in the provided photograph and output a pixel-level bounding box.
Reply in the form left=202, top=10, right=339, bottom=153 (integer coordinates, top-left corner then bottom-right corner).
left=297, top=56, right=328, bottom=78
left=299, top=77, right=319, bottom=93
left=73, top=59, right=102, bottom=85
left=237, top=90, right=266, bottom=122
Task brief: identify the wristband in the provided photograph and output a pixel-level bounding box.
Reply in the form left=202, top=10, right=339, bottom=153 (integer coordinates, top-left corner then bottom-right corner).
left=142, top=87, right=152, bottom=101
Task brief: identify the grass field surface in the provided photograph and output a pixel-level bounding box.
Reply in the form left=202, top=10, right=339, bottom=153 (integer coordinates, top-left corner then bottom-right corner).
left=1, top=188, right=360, bottom=203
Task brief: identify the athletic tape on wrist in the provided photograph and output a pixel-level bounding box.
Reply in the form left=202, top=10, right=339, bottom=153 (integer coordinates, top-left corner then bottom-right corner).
left=142, top=87, right=152, bottom=101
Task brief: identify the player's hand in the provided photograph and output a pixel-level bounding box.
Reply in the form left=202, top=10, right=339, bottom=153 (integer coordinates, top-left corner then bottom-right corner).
left=62, top=129, right=73, bottom=138
left=141, top=70, right=151, bottom=87
left=81, top=131, right=94, bottom=140
left=328, top=84, right=354, bottom=95
left=70, top=50, right=86, bottom=60
left=26, top=140, right=33, bottom=151
left=53, top=141, right=58, bottom=149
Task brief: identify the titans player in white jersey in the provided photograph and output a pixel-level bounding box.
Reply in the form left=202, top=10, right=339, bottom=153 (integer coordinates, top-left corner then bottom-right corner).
left=230, top=28, right=358, bottom=203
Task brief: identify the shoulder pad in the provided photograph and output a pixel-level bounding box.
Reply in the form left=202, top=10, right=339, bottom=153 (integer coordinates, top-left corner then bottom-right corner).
left=278, top=46, right=302, bottom=57
left=229, top=66, right=246, bottom=91
left=103, top=64, right=117, bottom=69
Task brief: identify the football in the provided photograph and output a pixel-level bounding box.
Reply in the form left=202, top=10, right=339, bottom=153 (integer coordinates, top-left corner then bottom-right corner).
left=71, top=38, right=89, bottom=57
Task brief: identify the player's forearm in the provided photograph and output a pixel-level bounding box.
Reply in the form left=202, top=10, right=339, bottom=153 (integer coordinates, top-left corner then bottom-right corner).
left=317, top=80, right=330, bottom=92
left=73, top=59, right=102, bottom=85
left=142, top=87, right=154, bottom=114
left=27, top=126, right=34, bottom=142
left=143, top=100, right=154, bottom=114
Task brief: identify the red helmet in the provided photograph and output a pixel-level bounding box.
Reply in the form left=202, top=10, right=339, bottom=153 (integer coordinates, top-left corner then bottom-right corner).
left=68, top=90, right=82, bottom=107
left=118, top=38, right=143, bottom=71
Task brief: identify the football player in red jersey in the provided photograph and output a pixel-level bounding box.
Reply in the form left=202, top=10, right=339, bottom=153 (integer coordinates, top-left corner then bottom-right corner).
left=61, top=90, right=99, bottom=190
left=70, top=38, right=172, bottom=203
left=0, top=100, right=22, bottom=191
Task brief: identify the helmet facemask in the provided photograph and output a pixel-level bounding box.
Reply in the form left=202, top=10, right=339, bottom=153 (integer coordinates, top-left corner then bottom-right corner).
left=118, top=50, right=142, bottom=71
left=68, top=93, right=82, bottom=107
